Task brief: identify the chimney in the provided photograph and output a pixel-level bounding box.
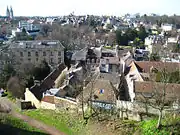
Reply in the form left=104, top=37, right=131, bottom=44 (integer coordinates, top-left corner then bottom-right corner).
left=34, top=80, right=41, bottom=86
left=115, top=45, right=119, bottom=57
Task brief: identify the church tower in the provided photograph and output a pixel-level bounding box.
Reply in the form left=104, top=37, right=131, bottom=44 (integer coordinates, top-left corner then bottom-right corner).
left=6, top=6, right=10, bottom=18
left=10, top=6, right=14, bottom=19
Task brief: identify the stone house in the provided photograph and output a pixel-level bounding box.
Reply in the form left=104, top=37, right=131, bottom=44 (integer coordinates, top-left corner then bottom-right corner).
left=9, top=40, right=64, bottom=70
left=41, top=95, right=77, bottom=111
left=77, top=79, right=117, bottom=110
left=135, top=61, right=180, bottom=73
left=124, top=61, right=144, bottom=102
left=24, top=63, right=66, bottom=108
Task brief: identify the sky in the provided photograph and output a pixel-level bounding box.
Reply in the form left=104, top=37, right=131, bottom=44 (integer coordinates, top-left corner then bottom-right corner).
left=0, top=0, right=180, bottom=16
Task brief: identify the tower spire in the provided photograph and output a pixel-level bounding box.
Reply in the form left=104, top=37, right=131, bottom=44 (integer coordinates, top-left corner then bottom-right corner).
left=6, top=6, right=10, bottom=18
left=10, top=6, right=14, bottom=19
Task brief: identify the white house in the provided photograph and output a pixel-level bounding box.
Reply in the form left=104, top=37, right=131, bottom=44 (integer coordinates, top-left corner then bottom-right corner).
left=12, top=20, right=40, bottom=37
left=18, top=21, right=40, bottom=31
left=161, top=24, right=173, bottom=32
left=125, top=61, right=144, bottom=102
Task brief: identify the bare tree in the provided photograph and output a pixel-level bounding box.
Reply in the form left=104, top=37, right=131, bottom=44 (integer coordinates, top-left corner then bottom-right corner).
left=139, top=68, right=178, bottom=129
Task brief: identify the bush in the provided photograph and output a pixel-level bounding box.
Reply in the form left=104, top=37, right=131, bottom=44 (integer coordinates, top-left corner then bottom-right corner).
left=104, top=45, right=113, bottom=49
left=6, top=92, right=15, bottom=102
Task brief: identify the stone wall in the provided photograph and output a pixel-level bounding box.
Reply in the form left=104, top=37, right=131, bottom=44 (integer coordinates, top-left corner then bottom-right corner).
left=116, top=100, right=179, bottom=121
left=54, top=97, right=78, bottom=112
left=41, top=101, right=56, bottom=110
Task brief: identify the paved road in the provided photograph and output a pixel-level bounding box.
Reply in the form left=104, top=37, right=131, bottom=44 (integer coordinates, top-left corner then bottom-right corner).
left=0, top=97, right=66, bottom=135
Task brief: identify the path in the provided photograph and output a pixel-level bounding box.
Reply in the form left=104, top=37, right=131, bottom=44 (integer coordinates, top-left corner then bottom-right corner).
left=11, top=112, right=66, bottom=135
left=0, top=97, right=66, bottom=135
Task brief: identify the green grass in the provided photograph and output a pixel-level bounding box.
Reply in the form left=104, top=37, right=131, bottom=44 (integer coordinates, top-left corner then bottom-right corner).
left=104, top=45, right=113, bottom=49
left=6, top=92, right=16, bottom=102
left=119, top=45, right=132, bottom=49
left=104, top=45, right=132, bottom=50
left=140, top=115, right=180, bottom=135
left=21, top=108, right=180, bottom=135
left=23, top=109, right=87, bottom=135
left=0, top=113, right=46, bottom=135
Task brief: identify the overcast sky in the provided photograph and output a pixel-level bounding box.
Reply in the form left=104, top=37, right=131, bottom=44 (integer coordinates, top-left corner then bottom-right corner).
left=0, top=0, right=180, bottom=16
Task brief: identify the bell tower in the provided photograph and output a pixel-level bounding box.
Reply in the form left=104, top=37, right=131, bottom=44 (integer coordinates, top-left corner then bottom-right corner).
left=6, top=6, right=10, bottom=18
left=10, top=6, right=14, bottom=19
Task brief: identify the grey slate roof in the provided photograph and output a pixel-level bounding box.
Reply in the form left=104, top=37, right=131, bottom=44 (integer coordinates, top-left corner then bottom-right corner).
left=71, top=48, right=87, bottom=61
left=9, top=40, right=64, bottom=49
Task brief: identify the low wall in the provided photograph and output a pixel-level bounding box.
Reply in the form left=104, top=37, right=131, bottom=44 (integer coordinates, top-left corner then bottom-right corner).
left=116, top=100, right=179, bottom=121
left=54, top=97, right=78, bottom=112
left=41, top=101, right=56, bottom=110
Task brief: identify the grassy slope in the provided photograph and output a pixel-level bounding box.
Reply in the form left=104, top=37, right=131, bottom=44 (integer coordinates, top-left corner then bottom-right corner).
left=23, top=109, right=87, bottom=135
left=0, top=113, right=46, bottom=135
left=22, top=109, right=180, bottom=135
left=140, top=115, right=180, bottom=135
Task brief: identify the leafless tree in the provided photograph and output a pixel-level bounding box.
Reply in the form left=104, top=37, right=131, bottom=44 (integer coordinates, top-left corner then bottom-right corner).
left=139, top=68, right=178, bottom=129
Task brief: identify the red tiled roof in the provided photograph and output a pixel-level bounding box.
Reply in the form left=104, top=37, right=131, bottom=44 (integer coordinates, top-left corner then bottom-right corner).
left=102, top=57, right=120, bottom=64
left=135, top=81, right=180, bottom=99
left=41, top=96, right=54, bottom=104
left=135, top=61, right=180, bottom=73
left=79, top=79, right=116, bottom=103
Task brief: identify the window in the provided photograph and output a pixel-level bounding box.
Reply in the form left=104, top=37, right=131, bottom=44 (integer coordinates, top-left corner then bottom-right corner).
left=102, top=64, right=106, bottom=67
left=109, top=64, right=112, bottom=72
left=28, top=52, right=31, bottom=57
left=97, top=59, right=100, bottom=63
left=58, top=51, right=61, bottom=56
left=92, top=59, right=95, bottom=63
left=50, top=58, right=53, bottom=64
left=58, top=58, right=61, bottom=63
left=106, top=59, right=109, bottom=63
left=50, top=52, right=53, bottom=56
left=28, top=58, right=31, bottom=62
left=20, top=52, right=23, bottom=57
left=35, top=52, right=39, bottom=57
left=43, top=52, right=46, bottom=56
left=116, top=66, right=120, bottom=72
left=36, top=58, right=38, bottom=61
left=87, top=59, right=90, bottom=64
